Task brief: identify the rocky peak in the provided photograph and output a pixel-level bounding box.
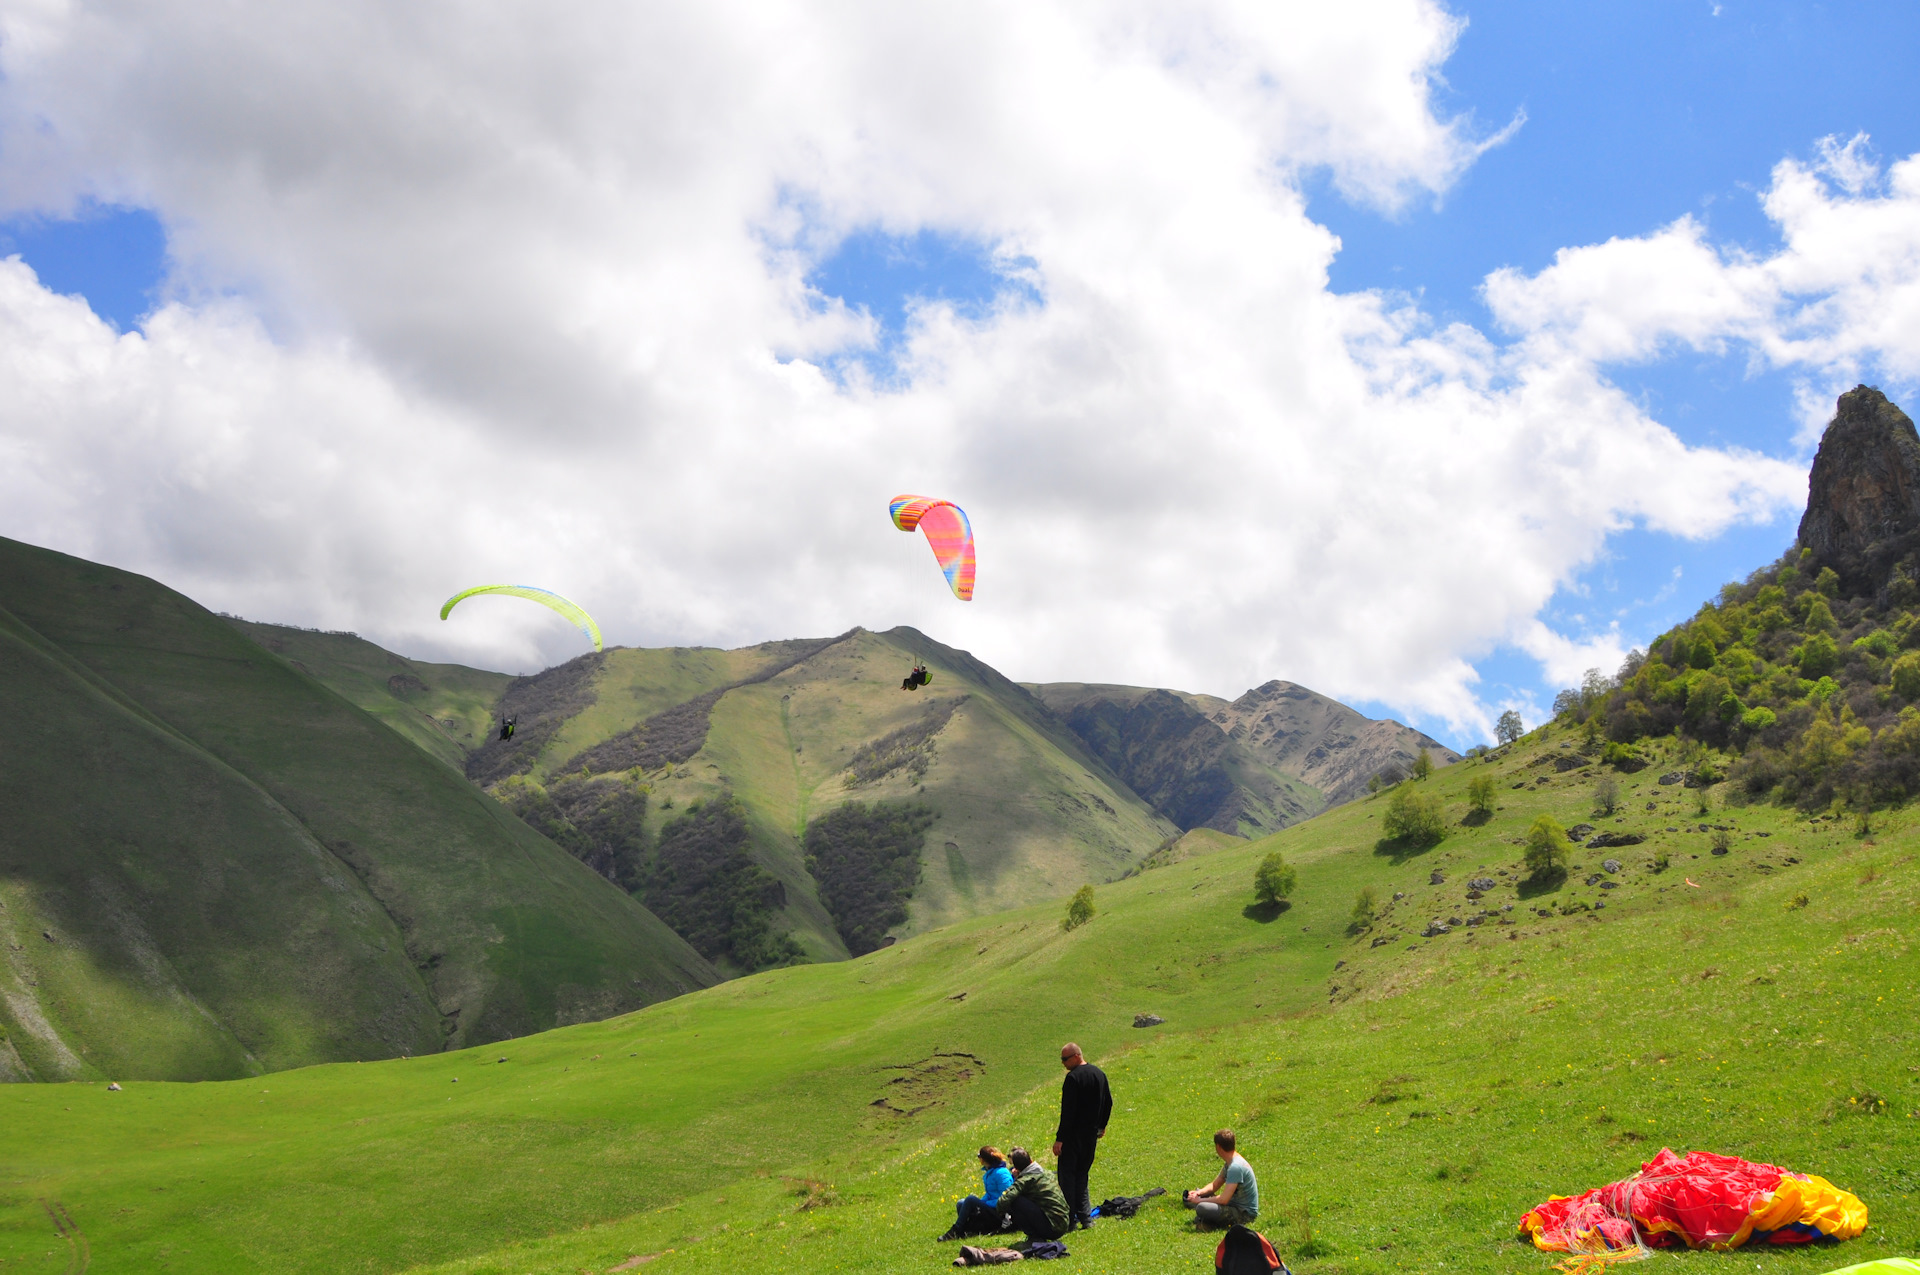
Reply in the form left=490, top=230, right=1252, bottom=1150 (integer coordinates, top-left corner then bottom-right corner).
left=1798, top=385, right=1920, bottom=592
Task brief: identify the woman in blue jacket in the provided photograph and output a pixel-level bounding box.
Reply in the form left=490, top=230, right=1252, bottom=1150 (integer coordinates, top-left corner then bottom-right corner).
left=940, top=1146, right=1014, bottom=1241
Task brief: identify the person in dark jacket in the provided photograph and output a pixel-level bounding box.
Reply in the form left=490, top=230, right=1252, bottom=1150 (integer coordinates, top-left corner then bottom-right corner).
left=1051, top=1042, right=1112, bottom=1230
left=997, top=1147, right=1071, bottom=1241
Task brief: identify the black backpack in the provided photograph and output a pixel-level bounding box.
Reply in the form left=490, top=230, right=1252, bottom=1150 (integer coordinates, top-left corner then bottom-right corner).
left=1215, top=1224, right=1287, bottom=1275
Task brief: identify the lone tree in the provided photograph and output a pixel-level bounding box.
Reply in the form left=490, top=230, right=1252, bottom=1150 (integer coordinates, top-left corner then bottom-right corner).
left=1594, top=773, right=1620, bottom=817
left=1495, top=709, right=1524, bottom=745
left=1382, top=784, right=1448, bottom=847
left=1523, top=815, right=1571, bottom=878
left=1412, top=748, right=1434, bottom=781
left=1061, top=884, right=1096, bottom=932
left=1466, top=774, right=1496, bottom=818
left=1253, top=851, right=1297, bottom=906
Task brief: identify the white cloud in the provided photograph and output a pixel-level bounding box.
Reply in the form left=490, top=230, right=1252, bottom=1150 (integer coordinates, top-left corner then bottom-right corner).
left=0, top=0, right=1898, bottom=745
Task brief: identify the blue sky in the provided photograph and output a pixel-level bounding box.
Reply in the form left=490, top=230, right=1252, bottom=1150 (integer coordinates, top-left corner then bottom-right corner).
left=1319, top=0, right=1920, bottom=741
left=5, top=0, right=1920, bottom=750
left=758, top=0, right=1920, bottom=745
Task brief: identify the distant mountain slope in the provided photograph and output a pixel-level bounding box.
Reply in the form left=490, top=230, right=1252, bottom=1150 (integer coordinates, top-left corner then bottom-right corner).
left=0, top=537, right=715, bottom=1081
left=1029, top=679, right=1457, bottom=833
left=227, top=620, right=511, bottom=771
left=261, top=624, right=1178, bottom=961
left=536, top=627, right=1177, bottom=956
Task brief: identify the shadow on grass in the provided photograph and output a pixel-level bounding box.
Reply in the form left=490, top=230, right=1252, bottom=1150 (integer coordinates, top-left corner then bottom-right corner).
left=1516, top=868, right=1567, bottom=900
left=1241, top=899, right=1292, bottom=923
left=1373, top=835, right=1444, bottom=865
left=1459, top=810, right=1493, bottom=828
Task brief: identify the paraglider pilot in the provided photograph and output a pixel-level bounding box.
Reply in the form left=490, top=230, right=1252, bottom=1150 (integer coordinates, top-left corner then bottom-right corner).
left=499, top=715, right=517, bottom=741
left=901, top=664, right=931, bottom=691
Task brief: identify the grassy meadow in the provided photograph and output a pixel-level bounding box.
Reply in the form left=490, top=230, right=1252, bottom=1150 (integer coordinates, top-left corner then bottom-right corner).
left=3, top=722, right=1916, bottom=1274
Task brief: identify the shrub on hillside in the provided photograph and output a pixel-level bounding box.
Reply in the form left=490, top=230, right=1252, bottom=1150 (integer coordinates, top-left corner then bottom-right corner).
left=1411, top=749, right=1433, bottom=781
left=1523, top=816, right=1571, bottom=878
left=649, top=796, right=801, bottom=971
left=803, top=801, right=935, bottom=956
left=1593, top=774, right=1619, bottom=817
left=1381, top=785, right=1447, bottom=847
left=1253, top=851, right=1297, bottom=906
left=1061, top=885, right=1096, bottom=932
left=1537, top=541, right=1920, bottom=812
left=1348, top=885, right=1377, bottom=934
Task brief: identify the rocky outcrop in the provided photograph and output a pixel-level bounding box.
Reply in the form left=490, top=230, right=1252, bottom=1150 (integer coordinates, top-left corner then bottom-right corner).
left=1029, top=678, right=1456, bottom=832
left=1798, top=385, right=1920, bottom=595
left=1206, top=680, right=1458, bottom=807
left=1052, top=689, right=1244, bottom=831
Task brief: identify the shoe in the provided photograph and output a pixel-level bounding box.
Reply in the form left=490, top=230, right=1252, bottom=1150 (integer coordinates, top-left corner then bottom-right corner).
left=937, top=1229, right=960, bottom=1243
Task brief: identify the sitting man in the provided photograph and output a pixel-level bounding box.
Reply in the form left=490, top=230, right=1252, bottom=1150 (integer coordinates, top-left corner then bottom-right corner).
left=1182, top=1128, right=1258, bottom=1230
left=997, top=1146, right=1071, bottom=1242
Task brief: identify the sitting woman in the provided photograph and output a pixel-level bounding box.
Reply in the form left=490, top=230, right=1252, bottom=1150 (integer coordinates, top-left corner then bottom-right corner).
left=939, top=1146, right=1014, bottom=1241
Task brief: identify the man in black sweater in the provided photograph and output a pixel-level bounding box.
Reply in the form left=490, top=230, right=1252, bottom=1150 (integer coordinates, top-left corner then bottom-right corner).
left=1051, top=1042, right=1112, bottom=1231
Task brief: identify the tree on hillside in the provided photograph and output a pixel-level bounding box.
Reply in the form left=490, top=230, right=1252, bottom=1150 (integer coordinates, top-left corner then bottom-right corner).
left=1411, top=748, right=1433, bottom=780
left=1253, top=851, right=1297, bottom=905
left=1895, top=651, right=1920, bottom=701
left=1495, top=709, right=1524, bottom=745
left=1593, top=773, right=1620, bottom=817
left=1381, top=784, right=1447, bottom=847
left=1465, top=774, right=1496, bottom=819
left=1523, top=816, right=1571, bottom=879
left=1348, top=885, right=1377, bottom=933
left=1061, top=884, right=1096, bottom=932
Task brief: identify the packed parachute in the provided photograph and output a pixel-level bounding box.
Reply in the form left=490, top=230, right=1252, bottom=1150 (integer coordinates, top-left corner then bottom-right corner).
left=439, top=584, right=604, bottom=652
left=1519, top=1149, right=1868, bottom=1274
left=889, top=495, right=976, bottom=601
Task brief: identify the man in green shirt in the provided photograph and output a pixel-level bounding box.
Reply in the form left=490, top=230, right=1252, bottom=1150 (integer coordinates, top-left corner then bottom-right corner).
left=998, top=1147, right=1071, bottom=1241
left=1182, top=1129, right=1258, bottom=1229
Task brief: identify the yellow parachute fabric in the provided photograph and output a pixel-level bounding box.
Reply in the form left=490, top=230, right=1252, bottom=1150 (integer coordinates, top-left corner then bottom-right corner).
left=439, top=585, right=603, bottom=651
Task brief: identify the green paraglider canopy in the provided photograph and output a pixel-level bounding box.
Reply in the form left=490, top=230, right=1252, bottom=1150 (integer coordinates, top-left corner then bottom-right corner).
left=1818, top=1261, right=1920, bottom=1275
left=440, top=585, right=603, bottom=651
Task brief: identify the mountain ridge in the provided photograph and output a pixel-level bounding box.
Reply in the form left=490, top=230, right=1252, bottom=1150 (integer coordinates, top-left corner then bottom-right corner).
left=1028, top=676, right=1457, bottom=836
left=0, top=535, right=716, bottom=1081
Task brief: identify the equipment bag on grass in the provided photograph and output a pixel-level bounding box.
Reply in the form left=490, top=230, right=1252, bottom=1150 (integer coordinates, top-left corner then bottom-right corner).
left=1096, top=1187, right=1167, bottom=1219
left=1215, top=1224, right=1288, bottom=1275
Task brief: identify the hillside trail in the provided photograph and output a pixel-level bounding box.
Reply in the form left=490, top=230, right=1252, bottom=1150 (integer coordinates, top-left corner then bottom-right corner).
left=40, top=1199, right=87, bottom=1274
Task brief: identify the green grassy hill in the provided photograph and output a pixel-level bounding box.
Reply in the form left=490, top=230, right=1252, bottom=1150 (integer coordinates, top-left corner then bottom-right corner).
left=5, top=716, right=1912, bottom=1274
left=226, top=620, right=511, bottom=772
left=262, top=624, right=1179, bottom=966
left=0, top=537, right=716, bottom=1083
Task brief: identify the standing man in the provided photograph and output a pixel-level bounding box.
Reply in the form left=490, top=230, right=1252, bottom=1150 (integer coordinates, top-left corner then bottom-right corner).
left=1051, top=1041, right=1112, bottom=1231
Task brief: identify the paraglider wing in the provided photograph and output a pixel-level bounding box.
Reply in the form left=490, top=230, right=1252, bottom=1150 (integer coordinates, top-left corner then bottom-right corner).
left=440, top=585, right=604, bottom=652
left=1520, top=1149, right=1868, bottom=1256
left=889, top=495, right=976, bottom=601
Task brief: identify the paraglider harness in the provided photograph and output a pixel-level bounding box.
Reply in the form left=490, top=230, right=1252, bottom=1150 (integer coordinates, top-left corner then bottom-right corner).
left=1215, top=1224, right=1287, bottom=1275
left=499, top=715, right=517, bottom=741
left=1094, top=1188, right=1166, bottom=1219
left=901, top=663, right=932, bottom=691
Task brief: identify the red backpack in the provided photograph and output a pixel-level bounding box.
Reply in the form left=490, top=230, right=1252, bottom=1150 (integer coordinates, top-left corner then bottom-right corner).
left=1215, top=1224, right=1286, bottom=1275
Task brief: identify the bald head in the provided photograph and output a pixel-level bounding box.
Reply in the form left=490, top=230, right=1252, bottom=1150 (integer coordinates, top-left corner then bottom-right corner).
left=1060, top=1043, right=1083, bottom=1067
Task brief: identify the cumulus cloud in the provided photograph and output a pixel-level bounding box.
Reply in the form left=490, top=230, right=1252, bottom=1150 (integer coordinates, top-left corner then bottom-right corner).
left=0, top=0, right=1905, bottom=741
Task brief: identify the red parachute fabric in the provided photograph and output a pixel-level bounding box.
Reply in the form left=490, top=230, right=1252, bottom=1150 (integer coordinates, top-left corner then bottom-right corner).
left=1520, top=1149, right=1868, bottom=1265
